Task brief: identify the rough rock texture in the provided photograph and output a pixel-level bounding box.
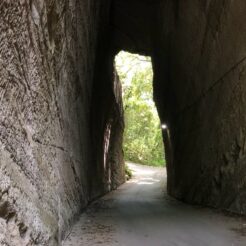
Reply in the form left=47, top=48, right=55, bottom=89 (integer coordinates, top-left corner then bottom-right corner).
left=111, top=0, right=246, bottom=215
left=155, top=0, right=246, bottom=214
left=1, top=0, right=246, bottom=244
left=89, top=0, right=125, bottom=199
left=0, top=0, right=124, bottom=245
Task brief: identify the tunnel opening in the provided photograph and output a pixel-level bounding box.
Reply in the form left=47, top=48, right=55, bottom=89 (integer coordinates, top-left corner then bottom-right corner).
left=114, top=51, right=166, bottom=167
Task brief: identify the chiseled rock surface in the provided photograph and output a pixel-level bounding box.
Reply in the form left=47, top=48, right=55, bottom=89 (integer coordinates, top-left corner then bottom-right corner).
left=0, top=0, right=124, bottom=245
left=155, top=0, right=246, bottom=214
left=1, top=0, right=246, bottom=245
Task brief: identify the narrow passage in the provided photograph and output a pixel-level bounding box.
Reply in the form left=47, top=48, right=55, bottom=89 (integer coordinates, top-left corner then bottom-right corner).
left=63, top=163, right=246, bottom=246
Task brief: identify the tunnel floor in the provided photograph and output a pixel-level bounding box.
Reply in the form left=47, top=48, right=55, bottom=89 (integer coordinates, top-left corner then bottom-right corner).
left=62, top=163, right=246, bottom=246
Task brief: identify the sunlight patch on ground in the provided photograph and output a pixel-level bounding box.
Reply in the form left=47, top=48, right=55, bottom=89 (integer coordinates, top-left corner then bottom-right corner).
left=126, top=162, right=166, bottom=186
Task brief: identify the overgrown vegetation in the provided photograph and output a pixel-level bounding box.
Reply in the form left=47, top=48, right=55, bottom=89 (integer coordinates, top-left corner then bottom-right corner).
left=115, top=52, right=165, bottom=166
left=125, top=164, right=133, bottom=180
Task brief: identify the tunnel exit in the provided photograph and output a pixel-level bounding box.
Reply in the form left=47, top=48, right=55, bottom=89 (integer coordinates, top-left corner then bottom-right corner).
left=115, top=51, right=166, bottom=167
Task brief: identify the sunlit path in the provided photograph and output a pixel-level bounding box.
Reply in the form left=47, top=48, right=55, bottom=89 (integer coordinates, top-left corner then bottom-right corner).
left=63, top=163, right=246, bottom=246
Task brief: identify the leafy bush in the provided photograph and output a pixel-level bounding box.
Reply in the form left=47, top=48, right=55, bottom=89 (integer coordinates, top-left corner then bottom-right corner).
left=125, top=164, right=133, bottom=180
left=115, top=52, right=165, bottom=167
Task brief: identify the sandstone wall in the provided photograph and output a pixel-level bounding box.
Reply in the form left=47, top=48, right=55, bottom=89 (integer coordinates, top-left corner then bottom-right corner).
left=0, top=0, right=124, bottom=245
left=154, top=0, right=246, bottom=214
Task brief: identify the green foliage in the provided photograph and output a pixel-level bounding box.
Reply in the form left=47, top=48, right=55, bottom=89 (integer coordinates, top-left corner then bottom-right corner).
left=115, top=52, right=165, bottom=167
left=125, top=164, right=133, bottom=180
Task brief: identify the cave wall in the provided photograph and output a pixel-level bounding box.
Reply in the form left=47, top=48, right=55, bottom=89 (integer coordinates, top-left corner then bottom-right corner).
left=0, top=0, right=124, bottom=245
left=154, top=0, right=246, bottom=214
left=90, top=27, right=125, bottom=198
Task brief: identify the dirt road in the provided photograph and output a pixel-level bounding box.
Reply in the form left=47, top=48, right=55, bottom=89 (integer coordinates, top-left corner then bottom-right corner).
left=63, top=163, right=246, bottom=246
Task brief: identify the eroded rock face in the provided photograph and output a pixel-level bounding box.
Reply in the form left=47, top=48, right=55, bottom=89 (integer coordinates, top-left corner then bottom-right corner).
left=156, top=0, right=246, bottom=214
left=111, top=0, right=246, bottom=214
left=0, top=0, right=124, bottom=244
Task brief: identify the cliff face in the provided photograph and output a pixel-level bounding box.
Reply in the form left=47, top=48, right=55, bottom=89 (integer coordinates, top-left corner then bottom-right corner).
left=156, top=0, right=246, bottom=214
left=0, top=0, right=124, bottom=245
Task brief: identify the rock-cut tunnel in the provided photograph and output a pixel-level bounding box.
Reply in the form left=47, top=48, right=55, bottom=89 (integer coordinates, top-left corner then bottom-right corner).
left=1, top=0, right=246, bottom=245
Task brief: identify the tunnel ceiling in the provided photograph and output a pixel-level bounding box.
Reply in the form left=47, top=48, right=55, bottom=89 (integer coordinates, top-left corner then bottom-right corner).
left=111, top=0, right=162, bottom=55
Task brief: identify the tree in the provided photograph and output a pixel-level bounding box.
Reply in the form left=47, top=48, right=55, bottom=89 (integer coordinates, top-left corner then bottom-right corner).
left=115, top=52, right=165, bottom=166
